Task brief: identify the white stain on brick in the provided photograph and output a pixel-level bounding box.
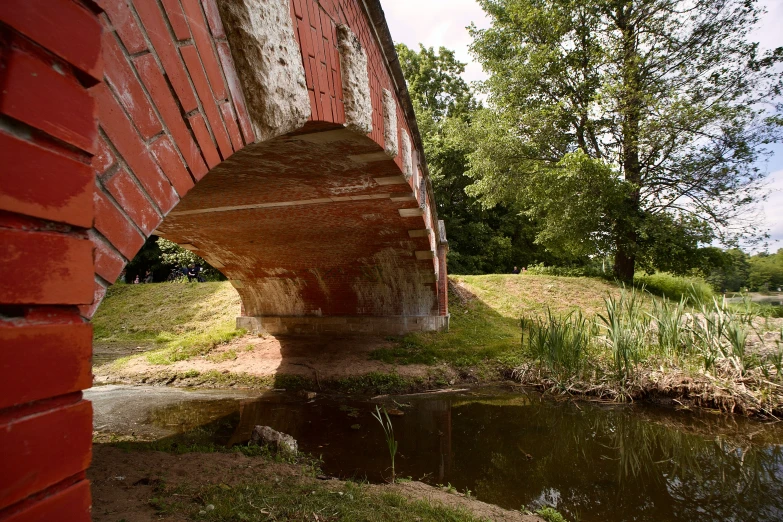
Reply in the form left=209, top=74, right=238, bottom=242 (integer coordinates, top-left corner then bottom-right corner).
left=247, top=277, right=306, bottom=316
left=216, top=0, right=310, bottom=141
left=336, top=25, right=372, bottom=134
left=401, top=130, right=412, bottom=180
left=382, top=89, right=398, bottom=157
left=352, top=248, right=436, bottom=316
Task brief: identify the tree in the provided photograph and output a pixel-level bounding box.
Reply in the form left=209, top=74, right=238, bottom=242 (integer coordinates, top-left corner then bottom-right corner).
left=705, top=248, right=751, bottom=292
left=748, top=250, right=783, bottom=291
left=397, top=43, right=562, bottom=273
left=465, top=0, right=782, bottom=280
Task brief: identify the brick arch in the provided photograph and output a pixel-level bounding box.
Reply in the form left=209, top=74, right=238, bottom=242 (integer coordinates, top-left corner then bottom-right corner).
left=82, top=0, right=448, bottom=333
left=0, top=0, right=448, bottom=519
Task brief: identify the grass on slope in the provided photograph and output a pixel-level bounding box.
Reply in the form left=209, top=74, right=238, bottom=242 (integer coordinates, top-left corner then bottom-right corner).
left=371, top=274, right=625, bottom=371
left=92, top=282, right=243, bottom=365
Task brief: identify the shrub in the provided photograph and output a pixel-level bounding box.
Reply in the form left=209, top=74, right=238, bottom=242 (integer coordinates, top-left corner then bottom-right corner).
left=634, top=272, right=714, bottom=304
left=525, top=263, right=606, bottom=278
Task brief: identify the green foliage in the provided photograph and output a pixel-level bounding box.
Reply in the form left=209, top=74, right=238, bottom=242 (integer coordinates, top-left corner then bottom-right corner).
left=634, top=272, right=714, bottom=304
left=371, top=406, right=399, bottom=481
left=196, top=479, right=484, bottom=522
left=536, top=507, right=570, bottom=522
left=526, top=262, right=607, bottom=278
left=748, top=250, right=783, bottom=292
left=705, top=248, right=752, bottom=292
left=92, top=282, right=243, bottom=365
left=397, top=43, right=558, bottom=274
left=523, top=309, right=590, bottom=381
left=157, top=238, right=225, bottom=281
left=465, top=0, right=782, bottom=279
left=597, top=289, right=649, bottom=379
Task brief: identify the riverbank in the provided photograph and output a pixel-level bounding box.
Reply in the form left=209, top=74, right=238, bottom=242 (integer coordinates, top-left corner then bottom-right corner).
left=90, top=444, right=543, bottom=522
left=87, top=384, right=783, bottom=522
left=93, top=276, right=783, bottom=416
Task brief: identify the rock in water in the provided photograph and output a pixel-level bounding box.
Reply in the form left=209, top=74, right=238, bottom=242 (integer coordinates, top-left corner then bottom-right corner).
left=250, top=425, right=298, bottom=454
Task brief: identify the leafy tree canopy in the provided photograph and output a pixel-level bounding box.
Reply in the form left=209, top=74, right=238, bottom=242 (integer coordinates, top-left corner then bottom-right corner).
left=397, top=43, right=566, bottom=274
left=464, top=0, right=783, bottom=280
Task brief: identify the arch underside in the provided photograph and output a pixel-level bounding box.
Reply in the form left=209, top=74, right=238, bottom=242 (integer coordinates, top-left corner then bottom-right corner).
left=156, top=124, right=443, bottom=334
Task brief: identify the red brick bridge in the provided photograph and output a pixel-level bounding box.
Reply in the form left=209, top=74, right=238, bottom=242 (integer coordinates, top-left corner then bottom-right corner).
left=0, top=0, right=448, bottom=518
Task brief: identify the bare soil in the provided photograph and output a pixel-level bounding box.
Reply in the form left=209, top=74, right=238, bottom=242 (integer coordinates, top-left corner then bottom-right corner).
left=94, top=334, right=444, bottom=385
left=89, top=445, right=542, bottom=522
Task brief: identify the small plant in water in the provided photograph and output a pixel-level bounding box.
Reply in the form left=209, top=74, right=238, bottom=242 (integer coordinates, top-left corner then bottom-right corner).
left=371, top=405, right=398, bottom=482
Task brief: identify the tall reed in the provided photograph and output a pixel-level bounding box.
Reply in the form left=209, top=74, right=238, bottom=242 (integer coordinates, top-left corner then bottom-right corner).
left=597, top=289, right=649, bottom=380
left=524, top=308, right=590, bottom=382
left=649, top=297, right=688, bottom=358
left=371, top=406, right=398, bottom=482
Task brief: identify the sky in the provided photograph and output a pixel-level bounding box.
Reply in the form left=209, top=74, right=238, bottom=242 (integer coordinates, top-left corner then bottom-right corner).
left=383, top=0, right=783, bottom=253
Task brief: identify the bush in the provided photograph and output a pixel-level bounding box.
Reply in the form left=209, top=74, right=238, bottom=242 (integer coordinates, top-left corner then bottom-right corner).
left=525, top=263, right=606, bottom=278
left=634, top=272, right=714, bottom=304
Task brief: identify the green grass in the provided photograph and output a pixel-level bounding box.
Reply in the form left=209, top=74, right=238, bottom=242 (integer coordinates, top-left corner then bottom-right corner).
left=176, top=479, right=485, bottom=522
left=372, top=274, right=626, bottom=373
left=93, top=282, right=244, bottom=365
left=634, top=272, right=714, bottom=303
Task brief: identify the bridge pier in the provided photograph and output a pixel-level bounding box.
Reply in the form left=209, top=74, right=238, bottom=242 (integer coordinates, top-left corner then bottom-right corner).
left=237, top=315, right=449, bottom=336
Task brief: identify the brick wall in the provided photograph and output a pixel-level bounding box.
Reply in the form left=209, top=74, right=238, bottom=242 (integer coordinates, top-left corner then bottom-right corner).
left=0, top=1, right=101, bottom=518
left=0, top=1, right=445, bottom=517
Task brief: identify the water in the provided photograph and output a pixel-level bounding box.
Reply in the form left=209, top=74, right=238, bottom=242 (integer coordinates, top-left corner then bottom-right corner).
left=89, top=385, right=783, bottom=522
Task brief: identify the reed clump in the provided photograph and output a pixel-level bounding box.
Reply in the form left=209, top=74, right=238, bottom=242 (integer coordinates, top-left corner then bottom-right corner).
left=515, top=287, right=783, bottom=416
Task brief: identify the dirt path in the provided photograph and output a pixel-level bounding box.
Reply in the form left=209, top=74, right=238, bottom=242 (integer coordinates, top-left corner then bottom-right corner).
left=94, top=334, right=452, bottom=386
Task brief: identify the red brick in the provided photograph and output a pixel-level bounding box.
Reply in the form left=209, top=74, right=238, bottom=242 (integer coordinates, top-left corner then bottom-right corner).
left=94, top=83, right=179, bottom=214
left=132, top=0, right=199, bottom=112
left=78, top=280, right=107, bottom=318
left=150, top=135, right=197, bottom=191
left=0, top=131, right=93, bottom=228
left=0, top=400, right=92, bottom=510
left=201, top=0, right=226, bottom=38
left=293, top=0, right=304, bottom=19
left=161, top=0, right=191, bottom=40
left=188, top=112, right=220, bottom=168
left=93, top=135, right=115, bottom=175
left=105, top=167, right=161, bottom=235
left=97, top=0, right=148, bottom=54
left=93, top=189, right=145, bottom=259
left=3, top=480, right=91, bottom=522
left=0, top=47, right=96, bottom=153
left=0, top=229, right=93, bottom=306
left=220, top=102, right=243, bottom=152
left=102, top=31, right=162, bottom=140
left=0, top=0, right=102, bottom=80
left=180, top=45, right=232, bottom=159
left=0, top=321, right=92, bottom=410
left=89, top=230, right=126, bottom=282
left=216, top=42, right=255, bottom=144
left=181, top=0, right=227, bottom=100
left=134, top=54, right=209, bottom=178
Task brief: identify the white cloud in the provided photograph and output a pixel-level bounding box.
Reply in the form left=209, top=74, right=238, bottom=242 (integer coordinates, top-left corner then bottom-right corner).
left=757, top=169, right=783, bottom=253
left=382, top=0, right=490, bottom=82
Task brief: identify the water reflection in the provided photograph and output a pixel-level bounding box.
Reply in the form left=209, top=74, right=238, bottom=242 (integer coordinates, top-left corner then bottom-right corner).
left=138, top=388, right=783, bottom=522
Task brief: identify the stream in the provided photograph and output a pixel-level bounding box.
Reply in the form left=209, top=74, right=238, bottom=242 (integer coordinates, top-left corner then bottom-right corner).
left=87, top=384, right=783, bottom=521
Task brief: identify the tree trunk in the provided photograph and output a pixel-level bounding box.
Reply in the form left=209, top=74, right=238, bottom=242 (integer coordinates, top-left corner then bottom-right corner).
left=613, top=4, right=642, bottom=283
left=614, top=239, right=636, bottom=282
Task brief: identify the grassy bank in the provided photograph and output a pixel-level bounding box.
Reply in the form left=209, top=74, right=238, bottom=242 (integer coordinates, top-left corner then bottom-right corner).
left=93, top=275, right=783, bottom=415
left=93, top=282, right=243, bottom=365
left=91, top=443, right=543, bottom=522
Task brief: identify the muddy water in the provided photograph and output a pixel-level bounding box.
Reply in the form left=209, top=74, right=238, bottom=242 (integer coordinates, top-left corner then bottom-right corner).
left=88, top=385, right=783, bottom=521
